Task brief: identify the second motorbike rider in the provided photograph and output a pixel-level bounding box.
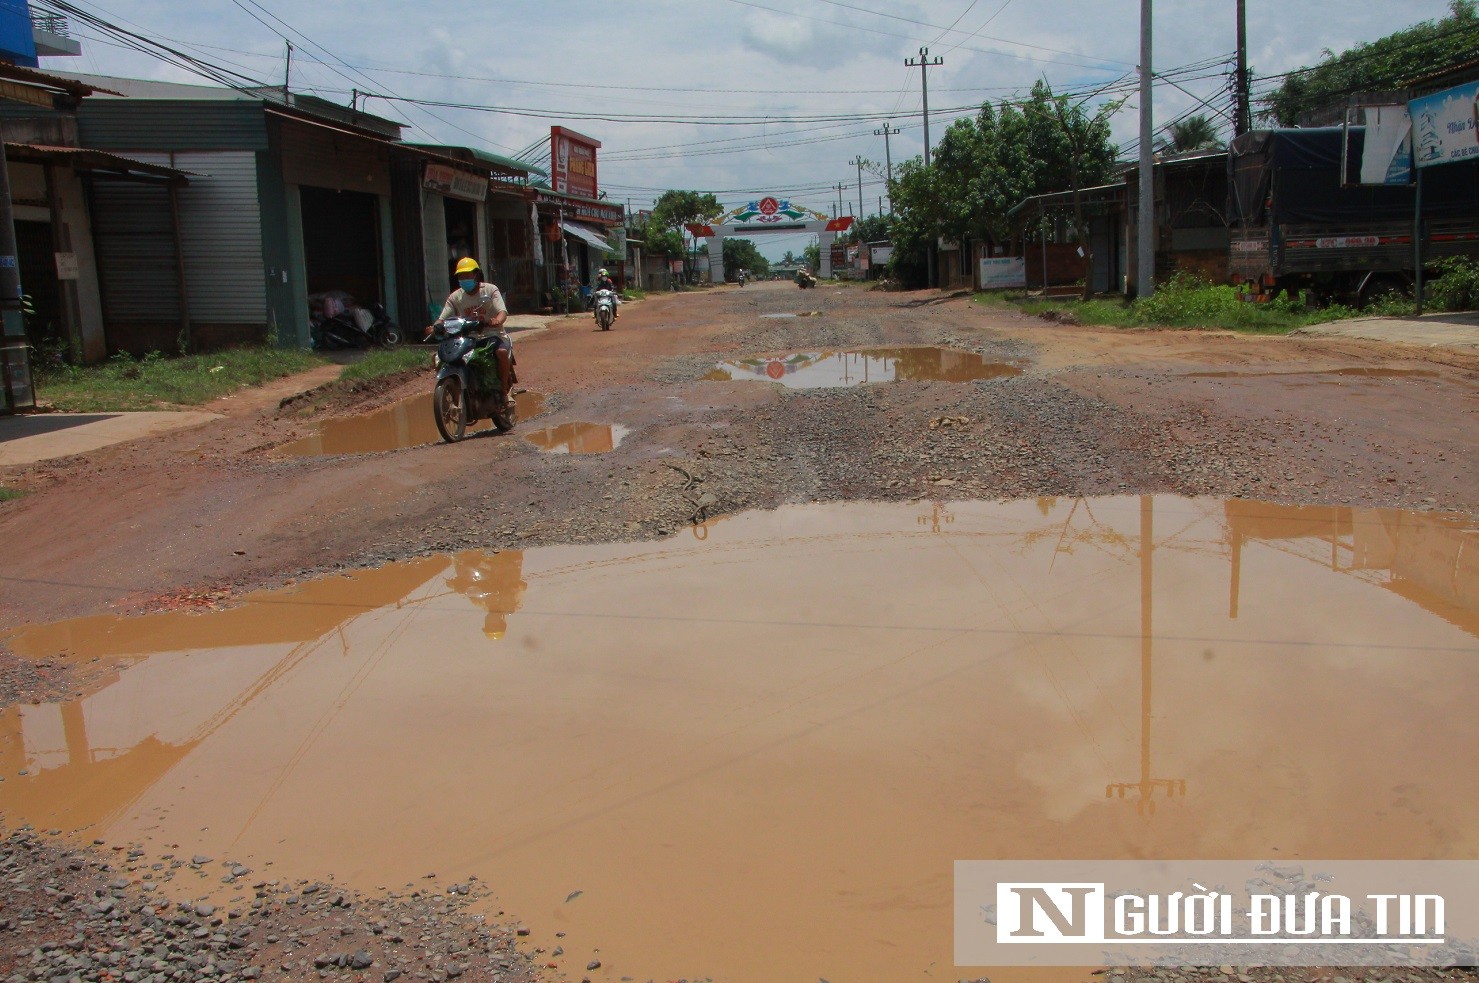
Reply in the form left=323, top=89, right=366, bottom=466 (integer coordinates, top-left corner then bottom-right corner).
left=594, top=267, right=619, bottom=321
left=427, top=257, right=516, bottom=406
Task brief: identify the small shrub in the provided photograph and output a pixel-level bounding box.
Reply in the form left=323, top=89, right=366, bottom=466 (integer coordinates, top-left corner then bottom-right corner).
left=1426, top=257, right=1479, bottom=311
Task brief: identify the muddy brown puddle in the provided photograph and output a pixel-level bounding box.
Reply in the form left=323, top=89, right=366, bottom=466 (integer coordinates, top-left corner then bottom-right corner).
left=279, top=390, right=548, bottom=456
left=705, top=345, right=1021, bottom=387
left=524, top=421, right=629, bottom=455
left=3, top=498, right=1478, bottom=982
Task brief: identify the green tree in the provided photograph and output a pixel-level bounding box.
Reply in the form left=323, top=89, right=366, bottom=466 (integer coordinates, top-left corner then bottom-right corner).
left=722, top=238, right=770, bottom=279
left=649, top=190, right=724, bottom=280
left=801, top=242, right=820, bottom=272
left=847, top=214, right=892, bottom=244
left=1156, top=114, right=1225, bottom=153
left=886, top=80, right=1120, bottom=289
left=780, top=249, right=798, bottom=265
left=1265, top=1, right=1479, bottom=125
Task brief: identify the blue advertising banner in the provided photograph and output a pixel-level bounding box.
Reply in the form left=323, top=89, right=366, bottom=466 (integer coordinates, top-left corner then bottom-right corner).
left=1410, top=79, right=1479, bottom=168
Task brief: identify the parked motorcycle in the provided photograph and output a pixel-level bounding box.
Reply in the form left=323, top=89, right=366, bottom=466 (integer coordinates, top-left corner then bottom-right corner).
left=593, top=288, right=617, bottom=330
left=309, top=291, right=402, bottom=350
left=430, top=316, right=515, bottom=442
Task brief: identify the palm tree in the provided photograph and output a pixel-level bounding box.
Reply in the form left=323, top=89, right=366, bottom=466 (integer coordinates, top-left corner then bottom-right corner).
left=1157, top=114, right=1225, bottom=153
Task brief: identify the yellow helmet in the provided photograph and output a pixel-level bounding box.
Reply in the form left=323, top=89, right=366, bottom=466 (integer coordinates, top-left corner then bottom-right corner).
left=455, top=257, right=481, bottom=276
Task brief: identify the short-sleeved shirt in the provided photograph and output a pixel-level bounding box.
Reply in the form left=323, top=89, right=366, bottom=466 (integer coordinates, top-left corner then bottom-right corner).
left=439, top=283, right=508, bottom=328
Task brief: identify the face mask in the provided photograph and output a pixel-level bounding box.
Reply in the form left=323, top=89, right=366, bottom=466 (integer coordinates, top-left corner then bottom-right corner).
left=459, top=279, right=479, bottom=292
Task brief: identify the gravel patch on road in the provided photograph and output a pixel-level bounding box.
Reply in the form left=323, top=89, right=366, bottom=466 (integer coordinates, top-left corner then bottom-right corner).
left=0, top=829, right=540, bottom=983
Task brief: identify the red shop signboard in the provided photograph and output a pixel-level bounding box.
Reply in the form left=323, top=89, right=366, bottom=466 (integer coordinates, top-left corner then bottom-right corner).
left=551, top=126, right=601, bottom=200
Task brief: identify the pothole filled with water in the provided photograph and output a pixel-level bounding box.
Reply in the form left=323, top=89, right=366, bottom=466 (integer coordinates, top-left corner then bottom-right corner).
left=523, top=422, right=629, bottom=454
left=279, top=390, right=547, bottom=456
left=704, top=346, right=1021, bottom=388
left=3, top=498, right=1476, bottom=981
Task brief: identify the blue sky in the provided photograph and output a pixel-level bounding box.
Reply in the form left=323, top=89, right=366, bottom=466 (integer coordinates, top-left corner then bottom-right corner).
left=52, top=0, right=1454, bottom=260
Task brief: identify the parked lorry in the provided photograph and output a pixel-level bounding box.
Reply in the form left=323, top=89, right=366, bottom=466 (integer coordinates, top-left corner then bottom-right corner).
left=1228, top=127, right=1479, bottom=306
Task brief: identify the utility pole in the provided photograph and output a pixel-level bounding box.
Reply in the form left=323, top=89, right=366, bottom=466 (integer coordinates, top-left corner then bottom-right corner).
left=283, top=40, right=293, bottom=102
left=852, top=156, right=865, bottom=218
left=1235, top=0, right=1250, bottom=137
left=1136, top=0, right=1154, bottom=299
left=874, top=120, right=900, bottom=189
left=835, top=181, right=845, bottom=219
left=905, top=47, right=943, bottom=167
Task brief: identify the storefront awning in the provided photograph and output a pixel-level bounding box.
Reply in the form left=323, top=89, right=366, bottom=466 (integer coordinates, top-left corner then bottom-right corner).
left=561, top=220, right=612, bottom=254
left=5, top=144, right=189, bottom=183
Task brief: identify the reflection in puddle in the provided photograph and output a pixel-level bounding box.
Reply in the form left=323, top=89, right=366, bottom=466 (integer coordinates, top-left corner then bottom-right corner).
left=279, top=390, right=548, bottom=456
left=3, top=498, right=1477, bottom=981
left=1185, top=367, right=1439, bottom=380
left=704, top=346, right=1021, bottom=388
left=523, top=421, right=629, bottom=455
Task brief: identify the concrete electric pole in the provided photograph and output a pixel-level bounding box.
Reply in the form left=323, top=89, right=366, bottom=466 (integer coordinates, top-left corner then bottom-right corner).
left=874, top=121, right=900, bottom=195
left=905, top=47, right=944, bottom=167
left=1136, top=0, right=1154, bottom=299
left=1235, top=0, right=1251, bottom=137
left=852, top=156, right=865, bottom=218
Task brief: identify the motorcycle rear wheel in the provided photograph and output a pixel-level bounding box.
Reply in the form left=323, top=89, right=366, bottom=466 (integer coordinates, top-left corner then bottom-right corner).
left=598, top=310, right=612, bottom=330
left=378, top=325, right=402, bottom=348
left=433, top=377, right=467, bottom=443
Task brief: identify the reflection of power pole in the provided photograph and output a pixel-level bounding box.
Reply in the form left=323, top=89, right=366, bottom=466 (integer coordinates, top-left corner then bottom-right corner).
left=917, top=501, right=955, bottom=533
left=1106, top=496, right=1188, bottom=816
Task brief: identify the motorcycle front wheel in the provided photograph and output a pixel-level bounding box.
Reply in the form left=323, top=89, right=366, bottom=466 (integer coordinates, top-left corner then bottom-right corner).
left=378, top=324, right=402, bottom=348
left=433, top=377, right=467, bottom=443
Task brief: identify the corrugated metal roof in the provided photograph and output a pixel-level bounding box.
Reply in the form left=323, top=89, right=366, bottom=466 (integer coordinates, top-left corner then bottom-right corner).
left=409, top=143, right=546, bottom=179
left=0, top=64, right=119, bottom=97
left=5, top=143, right=188, bottom=181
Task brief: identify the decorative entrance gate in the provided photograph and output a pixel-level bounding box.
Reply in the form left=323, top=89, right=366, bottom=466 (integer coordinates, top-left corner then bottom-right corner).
left=688, top=197, right=854, bottom=281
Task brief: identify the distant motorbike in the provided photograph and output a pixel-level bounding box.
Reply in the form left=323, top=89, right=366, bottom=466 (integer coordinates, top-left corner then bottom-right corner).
left=737, top=271, right=747, bottom=287
left=309, top=291, right=401, bottom=350
left=593, top=288, right=617, bottom=330
left=430, top=316, right=515, bottom=442
left=795, top=270, right=816, bottom=289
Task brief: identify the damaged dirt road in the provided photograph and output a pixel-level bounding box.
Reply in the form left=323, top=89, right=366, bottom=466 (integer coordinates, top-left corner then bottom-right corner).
left=1, top=281, right=1478, bottom=983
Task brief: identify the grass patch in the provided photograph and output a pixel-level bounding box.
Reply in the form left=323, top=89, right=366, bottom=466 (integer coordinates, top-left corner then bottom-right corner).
left=975, top=274, right=1403, bottom=335
left=0, top=487, right=26, bottom=503
left=622, top=288, right=648, bottom=302
left=36, top=347, right=326, bottom=412
left=337, top=347, right=431, bottom=384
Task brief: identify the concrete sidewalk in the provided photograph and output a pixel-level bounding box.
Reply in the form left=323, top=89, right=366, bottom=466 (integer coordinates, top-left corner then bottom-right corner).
left=1293, top=310, right=1479, bottom=349
left=0, top=410, right=221, bottom=466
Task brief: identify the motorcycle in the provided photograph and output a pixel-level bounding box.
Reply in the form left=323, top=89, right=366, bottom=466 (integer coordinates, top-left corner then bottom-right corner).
left=308, top=291, right=402, bottom=350
left=593, top=288, right=617, bottom=330
left=737, top=271, right=747, bottom=287
left=795, top=269, right=817, bottom=289
left=430, top=316, right=516, bottom=442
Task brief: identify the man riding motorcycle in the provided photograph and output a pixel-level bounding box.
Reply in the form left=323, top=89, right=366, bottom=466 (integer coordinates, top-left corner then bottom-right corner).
left=594, top=268, right=619, bottom=320
left=427, top=258, right=516, bottom=405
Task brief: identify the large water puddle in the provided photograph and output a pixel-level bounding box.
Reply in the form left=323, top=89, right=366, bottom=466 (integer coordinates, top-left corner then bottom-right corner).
left=524, top=422, right=629, bottom=455
left=704, top=345, right=1021, bottom=388
left=279, top=390, right=547, bottom=456
left=4, top=498, right=1478, bottom=981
